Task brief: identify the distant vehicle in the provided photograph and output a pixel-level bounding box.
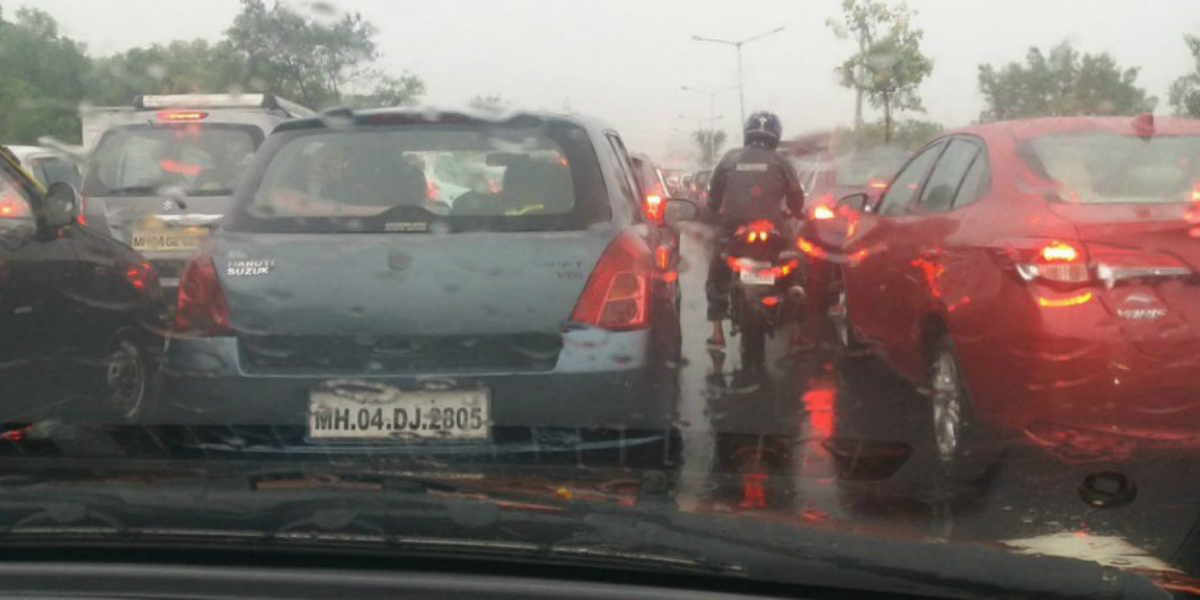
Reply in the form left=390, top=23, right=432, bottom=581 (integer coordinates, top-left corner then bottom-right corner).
left=693, top=169, right=713, bottom=204
left=0, top=146, right=163, bottom=423
left=158, top=110, right=689, bottom=466
left=1, top=145, right=80, bottom=189
left=794, top=145, right=911, bottom=325
left=630, top=152, right=681, bottom=306
left=795, top=145, right=910, bottom=219
left=830, top=116, right=1200, bottom=473
left=80, top=93, right=314, bottom=292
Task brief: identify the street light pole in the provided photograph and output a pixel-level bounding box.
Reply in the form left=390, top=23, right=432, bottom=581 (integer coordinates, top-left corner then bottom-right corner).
left=692, top=26, right=786, bottom=124
left=681, top=86, right=737, bottom=166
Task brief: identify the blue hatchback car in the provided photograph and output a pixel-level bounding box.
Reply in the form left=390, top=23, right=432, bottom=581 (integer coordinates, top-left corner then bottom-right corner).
left=158, top=110, right=685, bottom=464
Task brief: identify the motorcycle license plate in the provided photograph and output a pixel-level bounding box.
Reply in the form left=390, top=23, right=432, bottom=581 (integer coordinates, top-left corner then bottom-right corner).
left=740, top=270, right=775, bottom=285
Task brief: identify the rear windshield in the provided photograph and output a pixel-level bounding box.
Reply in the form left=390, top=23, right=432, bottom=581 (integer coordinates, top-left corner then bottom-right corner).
left=83, top=124, right=260, bottom=197
left=834, top=147, right=910, bottom=187
left=226, top=120, right=608, bottom=233
left=29, top=156, right=79, bottom=188
left=1021, top=133, right=1200, bottom=204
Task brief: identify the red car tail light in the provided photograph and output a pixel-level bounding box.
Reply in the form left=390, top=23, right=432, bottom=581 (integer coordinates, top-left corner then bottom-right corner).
left=1090, top=244, right=1192, bottom=283
left=175, top=255, right=231, bottom=335
left=571, top=233, right=651, bottom=330
left=1011, top=240, right=1090, bottom=284
left=811, top=205, right=836, bottom=220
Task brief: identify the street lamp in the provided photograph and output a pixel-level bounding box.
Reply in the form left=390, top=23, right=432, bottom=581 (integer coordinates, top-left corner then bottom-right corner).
left=691, top=26, right=786, bottom=124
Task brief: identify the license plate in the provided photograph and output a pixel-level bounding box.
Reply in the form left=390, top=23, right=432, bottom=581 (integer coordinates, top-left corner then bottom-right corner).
left=739, top=270, right=776, bottom=285
left=131, top=227, right=209, bottom=252
left=308, top=382, right=490, bottom=441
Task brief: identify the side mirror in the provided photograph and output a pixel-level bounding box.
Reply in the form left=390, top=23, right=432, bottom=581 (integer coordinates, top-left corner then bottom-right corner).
left=43, top=182, right=80, bottom=229
left=663, top=198, right=699, bottom=226
left=836, top=193, right=872, bottom=215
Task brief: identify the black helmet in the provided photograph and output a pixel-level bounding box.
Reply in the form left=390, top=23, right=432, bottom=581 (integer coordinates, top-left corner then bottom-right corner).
left=743, top=111, right=782, bottom=148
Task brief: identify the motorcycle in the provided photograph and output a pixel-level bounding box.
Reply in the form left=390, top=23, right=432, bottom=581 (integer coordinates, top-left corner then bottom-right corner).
left=723, top=220, right=806, bottom=374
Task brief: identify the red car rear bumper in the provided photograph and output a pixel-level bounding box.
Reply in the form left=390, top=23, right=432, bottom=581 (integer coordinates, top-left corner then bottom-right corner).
left=959, top=290, right=1200, bottom=457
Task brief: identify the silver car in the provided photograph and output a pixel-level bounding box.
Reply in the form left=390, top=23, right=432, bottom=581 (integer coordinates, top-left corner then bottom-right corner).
left=157, top=110, right=687, bottom=466
left=80, top=94, right=313, bottom=290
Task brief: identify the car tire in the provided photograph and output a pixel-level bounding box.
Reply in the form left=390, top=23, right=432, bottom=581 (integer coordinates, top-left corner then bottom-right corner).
left=101, top=328, right=150, bottom=424
left=924, top=335, right=1000, bottom=505
left=830, top=288, right=869, bottom=356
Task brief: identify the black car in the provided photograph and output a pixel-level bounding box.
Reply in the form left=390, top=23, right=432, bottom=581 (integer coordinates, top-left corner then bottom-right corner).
left=0, top=152, right=163, bottom=423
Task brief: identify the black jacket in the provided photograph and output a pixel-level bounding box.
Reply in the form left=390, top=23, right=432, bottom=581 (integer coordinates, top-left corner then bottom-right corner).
left=706, top=144, right=805, bottom=228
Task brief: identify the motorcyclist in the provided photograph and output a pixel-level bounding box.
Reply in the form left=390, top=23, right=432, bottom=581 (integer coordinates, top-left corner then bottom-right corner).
left=705, top=110, right=806, bottom=351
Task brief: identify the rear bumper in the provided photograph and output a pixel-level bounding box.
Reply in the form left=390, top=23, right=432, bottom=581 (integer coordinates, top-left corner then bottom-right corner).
left=960, top=289, right=1200, bottom=447
left=157, top=329, right=676, bottom=430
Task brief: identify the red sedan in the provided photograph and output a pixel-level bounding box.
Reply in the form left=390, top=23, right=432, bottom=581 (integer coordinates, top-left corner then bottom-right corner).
left=830, top=116, right=1200, bottom=465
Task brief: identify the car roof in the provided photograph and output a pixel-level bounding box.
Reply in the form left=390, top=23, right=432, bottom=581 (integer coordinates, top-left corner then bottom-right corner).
left=950, top=116, right=1200, bottom=142
left=3, top=145, right=54, bottom=160
left=273, top=108, right=607, bottom=139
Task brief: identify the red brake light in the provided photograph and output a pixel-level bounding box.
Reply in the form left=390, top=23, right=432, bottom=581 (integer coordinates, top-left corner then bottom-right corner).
left=812, top=205, right=836, bottom=220
left=124, top=261, right=161, bottom=298
left=156, top=110, right=208, bottom=122
left=76, top=195, right=88, bottom=226
left=655, top=244, right=671, bottom=271
left=571, top=233, right=651, bottom=330
left=1040, top=241, right=1078, bottom=262
left=644, top=194, right=664, bottom=224
left=175, top=255, right=231, bottom=335
left=0, top=197, right=30, bottom=219
left=1007, top=239, right=1089, bottom=284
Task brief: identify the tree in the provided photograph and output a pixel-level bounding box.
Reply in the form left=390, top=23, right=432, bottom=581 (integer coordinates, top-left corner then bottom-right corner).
left=978, top=42, right=1156, bottom=121
left=692, top=129, right=727, bottom=168
left=1169, top=35, right=1200, bottom=117
left=87, top=40, right=249, bottom=106
left=0, top=6, right=92, bottom=143
left=224, top=0, right=423, bottom=108
left=828, top=0, right=930, bottom=136
left=858, top=24, right=931, bottom=143
left=834, top=118, right=943, bottom=151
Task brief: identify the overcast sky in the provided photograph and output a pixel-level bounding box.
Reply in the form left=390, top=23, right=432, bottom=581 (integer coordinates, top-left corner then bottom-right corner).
left=26, top=0, right=1200, bottom=164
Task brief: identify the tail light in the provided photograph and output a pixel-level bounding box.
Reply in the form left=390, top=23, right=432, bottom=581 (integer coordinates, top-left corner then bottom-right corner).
left=644, top=194, right=664, bottom=224
left=1003, top=239, right=1192, bottom=286
left=867, top=179, right=889, bottom=191
left=739, top=220, right=775, bottom=244
left=175, top=255, right=231, bottom=335
left=655, top=243, right=671, bottom=271
left=1091, top=244, right=1191, bottom=283
left=1011, top=240, right=1090, bottom=284
left=125, top=262, right=161, bottom=298
left=426, top=178, right=439, bottom=201
left=76, top=195, right=88, bottom=226
left=0, top=198, right=30, bottom=219
left=811, top=205, right=836, bottom=220
left=571, top=233, right=651, bottom=330
left=156, top=110, right=208, bottom=122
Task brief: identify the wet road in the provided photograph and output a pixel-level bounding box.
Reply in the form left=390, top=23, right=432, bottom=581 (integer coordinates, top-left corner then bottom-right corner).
left=668, top=223, right=1200, bottom=575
